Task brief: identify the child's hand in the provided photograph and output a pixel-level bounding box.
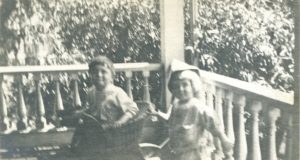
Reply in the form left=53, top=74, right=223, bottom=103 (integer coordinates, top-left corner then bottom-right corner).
left=182, top=124, right=193, bottom=130
left=147, top=109, right=159, bottom=116
left=222, top=138, right=234, bottom=154
left=101, top=123, right=112, bottom=130
left=147, top=103, right=159, bottom=116
left=113, top=121, right=123, bottom=128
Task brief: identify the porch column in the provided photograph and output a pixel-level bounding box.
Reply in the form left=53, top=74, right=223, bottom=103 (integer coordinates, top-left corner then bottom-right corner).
left=160, top=0, right=184, bottom=109
left=292, top=0, right=300, bottom=159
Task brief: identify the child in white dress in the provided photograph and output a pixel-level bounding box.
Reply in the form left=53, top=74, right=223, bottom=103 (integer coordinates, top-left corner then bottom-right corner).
left=150, top=60, right=233, bottom=160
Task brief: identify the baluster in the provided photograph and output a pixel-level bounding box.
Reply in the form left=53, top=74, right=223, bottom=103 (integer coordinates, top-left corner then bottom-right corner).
left=52, top=73, right=64, bottom=126
left=198, top=78, right=206, bottom=106
left=224, top=91, right=234, bottom=160
left=275, top=108, right=293, bottom=160
left=34, top=73, right=47, bottom=131
left=16, top=75, right=30, bottom=132
left=202, top=82, right=208, bottom=106
left=285, top=115, right=293, bottom=160
left=0, top=74, right=10, bottom=133
left=54, top=74, right=64, bottom=111
left=233, top=95, right=247, bottom=160
left=71, top=74, right=81, bottom=108
left=248, top=101, right=262, bottom=160
left=215, top=87, right=225, bottom=130
left=142, top=70, right=157, bottom=121
left=213, top=87, right=225, bottom=160
left=266, top=107, right=281, bottom=160
left=277, top=130, right=287, bottom=159
left=206, top=82, right=215, bottom=109
left=142, top=70, right=150, bottom=102
left=125, top=71, right=133, bottom=99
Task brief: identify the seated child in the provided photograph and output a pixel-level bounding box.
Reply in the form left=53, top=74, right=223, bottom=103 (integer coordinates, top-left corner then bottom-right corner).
left=86, top=55, right=139, bottom=129
left=72, top=55, right=142, bottom=160
left=150, top=60, right=233, bottom=160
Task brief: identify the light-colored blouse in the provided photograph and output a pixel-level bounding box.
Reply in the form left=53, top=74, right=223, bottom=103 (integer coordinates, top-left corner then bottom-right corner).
left=86, top=84, right=139, bottom=123
left=169, top=97, right=218, bottom=153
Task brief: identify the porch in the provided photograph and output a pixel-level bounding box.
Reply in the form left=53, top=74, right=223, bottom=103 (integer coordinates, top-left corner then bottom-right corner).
left=0, top=62, right=296, bottom=160
left=0, top=0, right=300, bottom=159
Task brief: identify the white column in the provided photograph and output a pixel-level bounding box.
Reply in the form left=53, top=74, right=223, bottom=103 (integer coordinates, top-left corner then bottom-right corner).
left=160, top=0, right=185, bottom=110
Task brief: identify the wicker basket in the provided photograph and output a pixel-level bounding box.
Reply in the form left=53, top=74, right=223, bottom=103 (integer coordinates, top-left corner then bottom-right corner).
left=104, top=101, right=150, bottom=148
left=71, top=101, right=151, bottom=154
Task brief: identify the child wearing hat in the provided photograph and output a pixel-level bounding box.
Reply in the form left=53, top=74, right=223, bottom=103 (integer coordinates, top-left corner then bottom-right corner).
left=150, top=60, right=233, bottom=160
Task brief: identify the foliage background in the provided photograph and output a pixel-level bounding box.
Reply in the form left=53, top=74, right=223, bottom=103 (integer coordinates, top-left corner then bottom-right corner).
left=183, top=0, right=294, bottom=156
left=185, top=0, right=294, bottom=93
left=0, top=0, right=294, bottom=122
left=0, top=0, right=162, bottom=120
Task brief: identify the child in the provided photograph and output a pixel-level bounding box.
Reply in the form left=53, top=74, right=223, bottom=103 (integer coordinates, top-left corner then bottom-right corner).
left=72, top=55, right=142, bottom=160
left=86, top=55, right=139, bottom=129
left=150, top=60, right=233, bottom=160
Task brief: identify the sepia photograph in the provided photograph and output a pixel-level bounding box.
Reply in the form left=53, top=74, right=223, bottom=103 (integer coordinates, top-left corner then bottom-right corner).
left=0, top=0, right=299, bottom=159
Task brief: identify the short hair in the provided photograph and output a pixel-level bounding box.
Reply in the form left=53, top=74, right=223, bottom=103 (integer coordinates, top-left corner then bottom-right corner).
left=168, top=70, right=202, bottom=96
left=88, top=56, right=115, bottom=76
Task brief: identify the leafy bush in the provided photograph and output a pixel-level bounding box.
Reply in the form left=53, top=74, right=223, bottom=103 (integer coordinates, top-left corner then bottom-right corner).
left=0, top=0, right=295, bottom=121
left=185, top=0, right=294, bottom=92
left=0, top=0, right=162, bottom=118
left=184, top=1, right=294, bottom=154
left=1, top=0, right=160, bottom=65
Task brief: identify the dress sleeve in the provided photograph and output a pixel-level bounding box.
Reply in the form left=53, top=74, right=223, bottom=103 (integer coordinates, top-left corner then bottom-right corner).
left=115, top=88, right=139, bottom=117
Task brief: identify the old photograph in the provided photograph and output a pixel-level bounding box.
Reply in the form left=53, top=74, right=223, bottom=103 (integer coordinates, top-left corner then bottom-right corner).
left=0, top=0, right=299, bottom=159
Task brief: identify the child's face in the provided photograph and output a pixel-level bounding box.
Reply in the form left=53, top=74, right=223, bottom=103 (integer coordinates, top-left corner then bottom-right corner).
left=90, top=64, right=113, bottom=90
left=172, top=79, right=194, bottom=101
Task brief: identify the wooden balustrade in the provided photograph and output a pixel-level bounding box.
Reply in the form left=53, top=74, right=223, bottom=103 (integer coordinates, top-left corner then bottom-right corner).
left=200, top=70, right=294, bottom=160
left=0, top=64, right=296, bottom=160
left=0, top=63, right=162, bottom=151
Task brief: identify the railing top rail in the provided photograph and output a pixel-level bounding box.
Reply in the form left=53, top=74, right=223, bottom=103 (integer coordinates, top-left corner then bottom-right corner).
left=200, top=70, right=294, bottom=107
left=0, top=63, right=162, bottom=74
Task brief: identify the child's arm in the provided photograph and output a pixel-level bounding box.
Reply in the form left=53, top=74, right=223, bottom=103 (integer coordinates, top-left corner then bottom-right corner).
left=157, top=104, right=173, bottom=120
left=203, top=109, right=233, bottom=153
left=113, top=112, right=133, bottom=128
left=101, top=112, right=133, bottom=129
left=148, top=104, right=173, bottom=121
left=112, top=88, right=139, bottom=128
